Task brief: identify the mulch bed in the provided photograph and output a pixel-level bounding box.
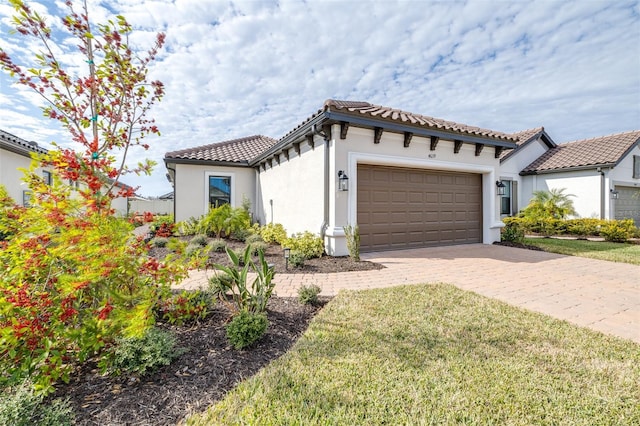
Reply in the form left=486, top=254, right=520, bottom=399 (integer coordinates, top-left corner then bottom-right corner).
left=50, top=297, right=329, bottom=425
left=493, top=241, right=545, bottom=251
left=150, top=237, right=384, bottom=274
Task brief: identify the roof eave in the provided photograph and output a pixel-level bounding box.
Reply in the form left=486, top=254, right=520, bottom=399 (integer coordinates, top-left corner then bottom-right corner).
left=164, top=157, right=252, bottom=168
left=519, top=162, right=617, bottom=176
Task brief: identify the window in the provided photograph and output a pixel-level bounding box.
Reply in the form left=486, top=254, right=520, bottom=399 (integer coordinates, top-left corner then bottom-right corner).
left=209, top=175, right=231, bottom=208
left=500, top=180, right=518, bottom=216
left=22, top=190, right=32, bottom=207
left=634, top=155, right=640, bottom=179
left=42, top=170, right=52, bottom=185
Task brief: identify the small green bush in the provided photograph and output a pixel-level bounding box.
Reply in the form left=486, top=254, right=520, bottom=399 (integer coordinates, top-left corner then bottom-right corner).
left=600, top=219, right=635, bottom=242
left=245, top=233, right=264, bottom=245
left=177, top=216, right=200, bottom=236
left=289, top=250, right=306, bottom=268
left=225, top=311, right=268, bottom=350
left=231, top=227, right=252, bottom=242
left=200, top=204, right=251, bottom=238
left=566, top=218, right=603, bottom=237
left=248, top=241, right=269, bottom=255
left=501, top=218, right=524, bottom=243
left=152, top=237, right=169, bottom=248
left=156, top=290, right=211, bottom=325
left=282, top=231, right=324, bottom=259
left=102, top=328, right=184, bottom=376
left=208, top=238, right=227, bottom=253
left=185, top=243, right=203, bottom=257
left=0, top=380, right=74, bottom=426
left=189, top=234, right=208, bottom=247
left=208, top=273, right=234, bottom=298
left=297, top=284, right=321, bottom=305
left=260, top=223, right=287, bottom=244
left=343, top=225, right=360, bottom=261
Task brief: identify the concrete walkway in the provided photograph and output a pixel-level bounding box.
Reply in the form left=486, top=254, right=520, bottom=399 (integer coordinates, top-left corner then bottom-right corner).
left=176, top=244, right=640, bottom=344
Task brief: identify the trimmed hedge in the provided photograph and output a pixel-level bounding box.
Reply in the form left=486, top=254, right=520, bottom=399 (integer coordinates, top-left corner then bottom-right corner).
left=502, top=217, right=638, bottom=243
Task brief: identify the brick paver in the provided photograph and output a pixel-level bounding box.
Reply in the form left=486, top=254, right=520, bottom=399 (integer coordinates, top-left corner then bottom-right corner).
left=175, top=244, right=640, bottom=343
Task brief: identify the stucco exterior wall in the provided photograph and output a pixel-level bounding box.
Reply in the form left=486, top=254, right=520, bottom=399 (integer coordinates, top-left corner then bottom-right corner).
left=610, top=145, right=640, bottom=184
left=172, top=163, right=256, bottom=222
left=330, top=125, right=504, bottom=255
left=0, top=148, right=46, bottom=205
left=527, top=170, right=603, bottom=219
left=256, top=140, right=324, bottom=235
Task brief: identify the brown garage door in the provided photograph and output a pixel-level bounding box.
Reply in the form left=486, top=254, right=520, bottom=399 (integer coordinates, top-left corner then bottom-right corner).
left=614, top=186, right=640, bottom=227
left=357, top=164, right=482, bottom=252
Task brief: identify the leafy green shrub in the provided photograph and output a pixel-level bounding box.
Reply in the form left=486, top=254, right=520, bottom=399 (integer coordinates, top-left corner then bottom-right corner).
left=343, top=225, right=360, bottom=261
left=225, top=311, right=268, bottom=350
left=101, top=328, right=184, bottom=376
left=177, top=216, right=200, bottom=236
left=0, top=380, right=74, bottom=426
left=248, top=241, right=269, bottom=255
left=289, top=250, right=306, bottom=268
left=282, top=231, right=324, bottom=259
left=189, top=234, right=208, bottom=247
left=208, top=274, right=234, bottom=298
left=297, top=284, right=321, bottom=305
left=208, top=238, right=227, bottom=253
left=153, top=237, right=169, bottom=248
left=566, top=218, right=603, bottom=238
left=185, top=243, right=204, bottom=257
left=501, top=218, right=524, bottom=243
left=211, top=246, right=276, bottom=315
left=260, top=223, right=287, bottom=244
left=231, top=227, right=252, bottom=242
left=245, top=233, right=264, bottom=245
left=156, top=290, right=211, bottom=325
left=520, top=188, right=577, bottom=220
left=200, top=204, right=250, bottom=238
left=150, top=215, right=175, bottom=238
left=600, top=219, right=636, bottom=242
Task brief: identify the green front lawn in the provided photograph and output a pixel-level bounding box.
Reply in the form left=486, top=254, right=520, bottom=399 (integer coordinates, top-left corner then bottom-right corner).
left=187, top=284, right=640, bottom=425
left=524, top=237, right=640, bottom=265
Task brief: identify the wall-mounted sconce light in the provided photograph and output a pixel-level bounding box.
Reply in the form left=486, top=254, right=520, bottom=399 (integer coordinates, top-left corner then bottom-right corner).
left=283, top=247, right=291, bottom=270
left=496, top=180, right=506, bottom=196
left=610, top=189, right=619, bottom=199
left=338, top=170, right=349, bottom=191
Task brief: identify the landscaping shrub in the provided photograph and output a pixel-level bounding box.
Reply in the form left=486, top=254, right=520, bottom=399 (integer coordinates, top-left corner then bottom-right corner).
left=248, top=241, right=269, bottom=255
left=520, top=188, right=577, bottom=220
left=200, top=204, right=250, bottom=238
left=186, top=243, right=204, bottom=258
left=208, top=238, right=227, bottom=253
left=600, top=219, right=636, bottom=243
left=282, top=231, right=324, bottom=259
left=566, top=218, right=603, bottom=238
left=150, top=215, right=175, bottom=238
left=0, top=380, right=74, bottom=426
left=152, top=237, right=169, bottom=248
left=231, top=227, right=253, bottom=242
left=101, top=328, right=184, bottom=376
left=156, top=290, right=211, bottom=325
left=245, top=233, right=264, bottom=245
left=297, top=284, right=321, bottom=305
left=225, top=311, right=268, bottom=350
left=259, top=223, right=287, bottom=244
left=189, top=234, right=208, bottom=247
left=501, top=218, right=524, bottom=243
left=343, top=225, right=360, bottom=261
left=177, top=217, right=200, bottom=236
left=211, top=246, right=276, bottom=315
left=289, top=250, right=306, bottom=268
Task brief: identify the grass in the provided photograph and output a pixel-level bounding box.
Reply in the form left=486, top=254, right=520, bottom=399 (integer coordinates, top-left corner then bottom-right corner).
left=187, top=284, right=640, bottom=425
left=524, top=237, right=640, bottom=265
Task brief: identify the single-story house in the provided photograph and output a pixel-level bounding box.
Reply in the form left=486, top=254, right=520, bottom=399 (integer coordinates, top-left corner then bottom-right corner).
left=514, top=131, right=640, bottom=225
left=165, top=100, right=640, bottom=255
left=0, top=128, right=133, bottom=215
left=165, top=100, right=522, bottom=255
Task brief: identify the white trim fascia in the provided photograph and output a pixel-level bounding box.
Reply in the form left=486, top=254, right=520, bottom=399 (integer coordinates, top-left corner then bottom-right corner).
left=346, top=151, right=501, bottom=242
left=204, top=170, right=236, bottom=215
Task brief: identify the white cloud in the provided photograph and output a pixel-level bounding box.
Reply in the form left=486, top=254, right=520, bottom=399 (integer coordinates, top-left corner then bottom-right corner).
left=1, top=0, right=638, bottom=196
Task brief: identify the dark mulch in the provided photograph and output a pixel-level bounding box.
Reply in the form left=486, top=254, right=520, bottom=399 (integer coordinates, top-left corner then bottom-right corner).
left=151, top=237, right=384, bottom=274
left=51, top=297, right=329, bottom=426
left=493, top=240, right=545, bottom=251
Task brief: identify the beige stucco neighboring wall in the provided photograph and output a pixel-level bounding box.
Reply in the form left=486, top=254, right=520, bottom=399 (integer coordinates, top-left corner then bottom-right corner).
left=172, top=163, right=256, bottom=222
left=256, top=139, right=325, bottom=235
left=330, top=125, right=504, bottom=255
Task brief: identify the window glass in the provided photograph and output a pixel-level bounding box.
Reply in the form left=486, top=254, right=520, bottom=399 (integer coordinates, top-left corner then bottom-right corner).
left=23, top=190, right=32, bottom=207
left=634, top=155, right=640, bottom=179
left=42, top=170, right=52, bottom=185
left=500, top=181, right=512, bottom=215
left=209, top=176, right=231, bottom=208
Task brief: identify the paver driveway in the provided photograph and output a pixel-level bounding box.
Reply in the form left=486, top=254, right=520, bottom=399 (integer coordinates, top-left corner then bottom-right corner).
left=178, top=244, right=640, bottom=343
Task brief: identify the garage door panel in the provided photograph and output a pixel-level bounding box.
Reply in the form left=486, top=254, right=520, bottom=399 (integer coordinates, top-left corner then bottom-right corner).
left=358, top=164, right=482, bottom=252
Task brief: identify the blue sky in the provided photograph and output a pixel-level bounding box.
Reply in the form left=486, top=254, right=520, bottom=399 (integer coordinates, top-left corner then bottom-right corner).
left=1, top=0, right=639, bottom=196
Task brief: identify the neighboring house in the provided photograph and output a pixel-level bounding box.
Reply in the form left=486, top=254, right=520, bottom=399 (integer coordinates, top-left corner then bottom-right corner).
left=0, top=129, right=50, bottom=206
left=165, top=100, right=518, bottom=255
left=0, top=128, right=134, bottom=216
left=518, top=131, right=640, bottom=225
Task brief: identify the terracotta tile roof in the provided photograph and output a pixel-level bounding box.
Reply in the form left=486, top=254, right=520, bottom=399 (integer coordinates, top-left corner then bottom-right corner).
left=500, top=127, right=546, bottom=160
left=323, top=99, right=517, bottom=141
left=521, top=130, right=640, bottom=174
left=165, top=135, right=278, bottom=164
